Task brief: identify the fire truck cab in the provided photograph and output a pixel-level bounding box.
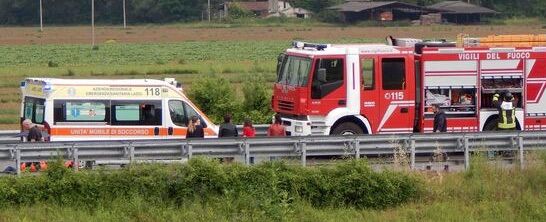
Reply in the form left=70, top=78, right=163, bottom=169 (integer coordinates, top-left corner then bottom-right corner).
left=273, top=37, right=546, bottom=136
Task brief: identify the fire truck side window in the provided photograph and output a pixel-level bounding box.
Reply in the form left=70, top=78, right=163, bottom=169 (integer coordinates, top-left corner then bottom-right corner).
left=361, top=58, right=375, bottom=90
left=382, top=58, right=406, bottom=90
left=311, top=58, right=344, bottom=99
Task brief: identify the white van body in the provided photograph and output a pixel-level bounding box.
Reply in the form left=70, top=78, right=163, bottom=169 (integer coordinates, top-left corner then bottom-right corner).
left=20, top=78, right=218, bottom=141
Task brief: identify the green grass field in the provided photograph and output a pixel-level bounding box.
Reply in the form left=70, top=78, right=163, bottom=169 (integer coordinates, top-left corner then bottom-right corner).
left=0, top=38, right=381, bottom=129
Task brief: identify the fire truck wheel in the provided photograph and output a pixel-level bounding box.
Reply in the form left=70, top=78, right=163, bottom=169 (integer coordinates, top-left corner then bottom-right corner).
left=483, top=119, right=499, bottom=131
left=331, top=122, right=364, bottom=135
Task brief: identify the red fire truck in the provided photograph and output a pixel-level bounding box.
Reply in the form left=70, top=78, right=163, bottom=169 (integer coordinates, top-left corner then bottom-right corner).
left=272, top=35, right=546, bottom=135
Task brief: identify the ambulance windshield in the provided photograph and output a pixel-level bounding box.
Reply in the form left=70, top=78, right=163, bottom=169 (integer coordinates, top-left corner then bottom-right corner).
left=276, top=56, right=311, bottom=87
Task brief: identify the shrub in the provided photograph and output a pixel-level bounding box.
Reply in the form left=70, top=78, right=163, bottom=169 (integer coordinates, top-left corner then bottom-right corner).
left=240, top=73, right=274, bottom=124
left=227, top=3, right=255, bottom=20
left=187, top=74, right=239, bottom=123
left=0, top=159, right=421, bottom=210
left=47, top=60, right=59, bottom=67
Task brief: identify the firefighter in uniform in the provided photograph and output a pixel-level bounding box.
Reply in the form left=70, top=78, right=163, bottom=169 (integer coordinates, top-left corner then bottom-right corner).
left=492, top=92, right=516, bottom=130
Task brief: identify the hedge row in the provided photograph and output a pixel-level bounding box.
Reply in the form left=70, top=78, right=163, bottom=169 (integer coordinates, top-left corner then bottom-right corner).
left=0, top=158, right=422, bottom=210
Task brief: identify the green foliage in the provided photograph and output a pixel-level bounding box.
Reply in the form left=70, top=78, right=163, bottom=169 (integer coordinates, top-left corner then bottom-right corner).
left=227, top=3, right=255, bottom=20
left=240, top=73, right=274, bottom=124
left=1, top=155, right=546, bottom=221
left=0, top=0, right=205, bottom=25
left=0, top=158, right=420, bottom=211
left=187, top=74, right=239, bottom=124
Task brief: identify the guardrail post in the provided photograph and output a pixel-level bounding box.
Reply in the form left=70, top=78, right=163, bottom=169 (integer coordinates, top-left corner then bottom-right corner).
left=180, top=144, right=185, bottom=161
left=72, top=147, right=79, bottom=172
left=410, top=139, right=416, bottom=170
left=188, top=144, right=193, bottom=159
left=300, top=141, right=307, bottom=167
left=518, top=135, right=524, bottom=169
left=15, top=147, right=21, bottom=176
left=464, top=136, right=470, bottom=170
left=244, top=141, right=250, bottom=165
left=354, top=140, right=360, bottom=159
left=128, top=143, right=134, bottom=164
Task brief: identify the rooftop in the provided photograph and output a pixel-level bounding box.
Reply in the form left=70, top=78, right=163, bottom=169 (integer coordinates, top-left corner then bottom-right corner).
left=428, top=1, right=497, bottom=14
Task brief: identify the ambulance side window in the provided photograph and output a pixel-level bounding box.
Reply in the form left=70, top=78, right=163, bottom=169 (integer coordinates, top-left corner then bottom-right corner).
left=169, top=100, right=187, bottom=127
left=382, top=58, right=406, bottom=90
left=53, top=100, right=109, bottom=124
left=111, top=100, right=162, bottom=126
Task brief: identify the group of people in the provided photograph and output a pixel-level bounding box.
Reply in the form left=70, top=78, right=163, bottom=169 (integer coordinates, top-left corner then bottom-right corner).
left=185, top=113, right=287, bottom=138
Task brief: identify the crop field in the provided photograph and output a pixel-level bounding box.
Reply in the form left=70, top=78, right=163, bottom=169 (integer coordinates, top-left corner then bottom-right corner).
left=0, top=24, right=544, bottom=129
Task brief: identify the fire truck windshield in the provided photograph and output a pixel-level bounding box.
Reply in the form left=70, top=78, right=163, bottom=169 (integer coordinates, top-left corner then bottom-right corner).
left=276, top=56, right=311, bottom=87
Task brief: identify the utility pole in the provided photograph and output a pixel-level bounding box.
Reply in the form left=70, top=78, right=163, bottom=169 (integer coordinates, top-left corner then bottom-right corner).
left=39, top=0, right=43, bottom=31
left=207, top=0, right=211, bottom=22
left=123, top=0, right=127, bottom=29
left=91, top=0, right=95, bottom=47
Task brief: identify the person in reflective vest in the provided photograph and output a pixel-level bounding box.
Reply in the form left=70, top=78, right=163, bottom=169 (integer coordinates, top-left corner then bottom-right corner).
left=493, top=92, right=516, bottom=130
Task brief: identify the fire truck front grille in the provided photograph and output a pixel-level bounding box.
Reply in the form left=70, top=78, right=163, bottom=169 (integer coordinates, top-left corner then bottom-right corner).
left=278, top=100, right=294, bottom=111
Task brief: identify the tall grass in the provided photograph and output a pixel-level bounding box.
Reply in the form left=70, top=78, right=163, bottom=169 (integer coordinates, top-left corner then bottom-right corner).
left=0, top=153, right=545, bottom=221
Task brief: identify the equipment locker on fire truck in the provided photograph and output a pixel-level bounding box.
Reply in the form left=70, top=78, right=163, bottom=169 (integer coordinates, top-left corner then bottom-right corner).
left=272, top=35, right=546, bottom=136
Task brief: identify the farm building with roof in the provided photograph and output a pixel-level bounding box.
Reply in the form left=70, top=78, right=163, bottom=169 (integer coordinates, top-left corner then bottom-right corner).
left=327, top=0, right=439, bottom=23
left=328, top=0, right=498, bottom=24
left=428, top=1, right=498, bottom=24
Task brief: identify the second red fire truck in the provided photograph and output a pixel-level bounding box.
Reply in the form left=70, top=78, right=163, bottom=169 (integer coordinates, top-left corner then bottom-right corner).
left=272, top=34, right=546, bottom=135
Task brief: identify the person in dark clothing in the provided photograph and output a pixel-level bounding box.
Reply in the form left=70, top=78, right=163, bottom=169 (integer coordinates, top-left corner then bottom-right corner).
left=27, top=125, right=43, bottom=142
left=432, top=104, right=447, bottom=133
left=218, top=113, right=238, bottom=137
left=186, top=116, right=204, bottom=138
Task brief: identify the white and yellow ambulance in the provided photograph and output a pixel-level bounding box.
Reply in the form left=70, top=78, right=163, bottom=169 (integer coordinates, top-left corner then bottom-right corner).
left=20, top=78, right=218, bottom=141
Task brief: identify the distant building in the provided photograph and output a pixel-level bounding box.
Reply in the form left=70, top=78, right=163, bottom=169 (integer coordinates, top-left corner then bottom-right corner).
left=222, top=0, right=311, bottom=19
left=328, top=1, right=439, bottom=23
left=428, top=1, right=498, bottom=24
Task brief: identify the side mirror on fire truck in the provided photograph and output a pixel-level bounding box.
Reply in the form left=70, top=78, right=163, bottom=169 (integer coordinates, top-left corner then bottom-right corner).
left=317, top=68, right=327, bottom=83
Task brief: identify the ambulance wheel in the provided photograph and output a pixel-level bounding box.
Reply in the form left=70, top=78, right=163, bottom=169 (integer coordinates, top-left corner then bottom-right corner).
left=483, top=119, right=499, bottom=131
left=331, top=122, right=364, bottom=135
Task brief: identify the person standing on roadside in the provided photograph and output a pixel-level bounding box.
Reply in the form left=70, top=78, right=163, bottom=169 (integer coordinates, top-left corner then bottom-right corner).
left=432, top=104, right=447, bottom=133
left=186, top=116, right=204, bottom=138
left=22, top=119, right=43, bottom=142
left=219, top=113, right=238, bottom=137
left=268, top=114, right=286, bottom=136
left=242, top=118, right=256, bottom=137
left=493, top=92, right=516, bottom=130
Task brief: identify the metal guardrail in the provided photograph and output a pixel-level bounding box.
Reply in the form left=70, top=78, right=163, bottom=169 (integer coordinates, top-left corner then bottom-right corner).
left=1, top=130, right=545, bottom=175
left=0, top=131, right=19, bottom=143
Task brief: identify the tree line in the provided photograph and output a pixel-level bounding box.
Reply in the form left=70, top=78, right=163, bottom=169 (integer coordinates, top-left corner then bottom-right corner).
left=0, top=0, right=544, bottom=25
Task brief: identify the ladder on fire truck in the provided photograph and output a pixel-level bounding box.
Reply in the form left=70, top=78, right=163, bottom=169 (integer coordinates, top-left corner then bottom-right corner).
left=457, top=34, right=546, bottom=47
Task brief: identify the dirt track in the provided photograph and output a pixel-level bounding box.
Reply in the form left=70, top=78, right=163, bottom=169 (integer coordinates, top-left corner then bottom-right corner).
left=0, top=25, right=543, bottom=45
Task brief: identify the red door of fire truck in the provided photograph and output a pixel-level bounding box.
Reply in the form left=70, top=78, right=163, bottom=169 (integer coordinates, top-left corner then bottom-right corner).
left=361, top=55, right=415, bottom=134
left=308, top=56, right=347, bottom=115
